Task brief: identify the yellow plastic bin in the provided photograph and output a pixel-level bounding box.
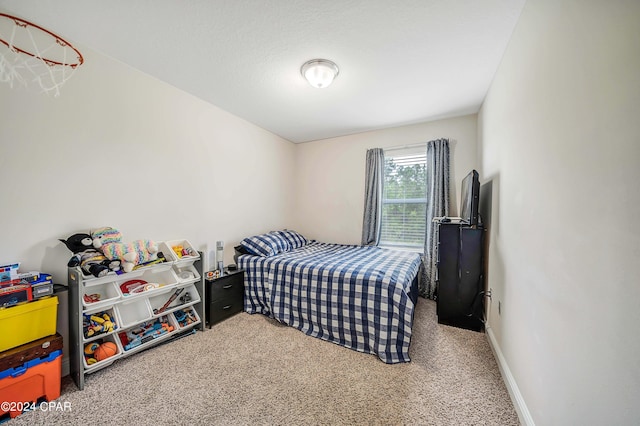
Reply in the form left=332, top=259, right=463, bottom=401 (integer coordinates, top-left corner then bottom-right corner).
left=0, top=296, right=58, bottom=352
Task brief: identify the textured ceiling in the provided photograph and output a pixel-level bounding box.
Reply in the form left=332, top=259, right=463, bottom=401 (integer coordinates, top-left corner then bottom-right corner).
left=0, top=0, right=525, bottom=143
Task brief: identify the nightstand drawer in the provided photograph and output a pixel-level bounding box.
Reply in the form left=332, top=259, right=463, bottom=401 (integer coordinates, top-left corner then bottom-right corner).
left=207, top=273, right=243, bottom=302
left=209, top=299, right=243, bottom=324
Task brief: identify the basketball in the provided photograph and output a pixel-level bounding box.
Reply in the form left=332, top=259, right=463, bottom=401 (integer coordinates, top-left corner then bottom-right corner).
left=93, top=342, right=118, bottom=361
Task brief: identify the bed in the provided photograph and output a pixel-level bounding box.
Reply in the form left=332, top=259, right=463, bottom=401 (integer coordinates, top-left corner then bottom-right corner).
left=235, top=230, right=422, bottom=364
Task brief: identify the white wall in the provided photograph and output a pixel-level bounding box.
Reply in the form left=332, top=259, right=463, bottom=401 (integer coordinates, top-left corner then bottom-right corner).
left=0, top=42, right=295, bottom=272
left=293, top=115, right=478, bottom=244
left=0, top=43, right=295, bottom=372
left=478, top=0, right=640, bottom=424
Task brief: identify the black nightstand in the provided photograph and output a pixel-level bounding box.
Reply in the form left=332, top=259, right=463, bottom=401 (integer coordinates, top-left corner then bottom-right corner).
left=205, top=268, right=245, bottom=328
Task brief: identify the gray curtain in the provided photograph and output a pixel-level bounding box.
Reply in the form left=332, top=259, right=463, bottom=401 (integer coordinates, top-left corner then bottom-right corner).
left=361, top=148, right=384, bottom=246
left=419, top=139, right=450, bottom=299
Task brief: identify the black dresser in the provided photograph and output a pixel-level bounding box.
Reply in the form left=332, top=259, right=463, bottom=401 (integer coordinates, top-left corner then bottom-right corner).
left=205, top=268, right=245, bottom=328
left=436, top=221, right=485, bottom=331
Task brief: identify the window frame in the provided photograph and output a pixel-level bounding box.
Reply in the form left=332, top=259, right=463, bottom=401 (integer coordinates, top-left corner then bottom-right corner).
left=379, top=145, right=427, bottom=253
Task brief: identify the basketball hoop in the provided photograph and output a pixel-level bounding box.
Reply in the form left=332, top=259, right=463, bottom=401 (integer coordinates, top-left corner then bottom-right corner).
left=0, top=13, right=84, bottom=97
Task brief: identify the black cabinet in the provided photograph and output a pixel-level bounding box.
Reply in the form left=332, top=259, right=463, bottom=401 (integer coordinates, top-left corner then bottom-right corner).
left=206, top=269, right=244, bottom=328
left=436, top=222, right=485, bottom=332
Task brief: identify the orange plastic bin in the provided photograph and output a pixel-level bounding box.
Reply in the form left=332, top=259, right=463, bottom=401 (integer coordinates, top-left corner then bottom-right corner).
left=0, top=350, right=61, bottom=419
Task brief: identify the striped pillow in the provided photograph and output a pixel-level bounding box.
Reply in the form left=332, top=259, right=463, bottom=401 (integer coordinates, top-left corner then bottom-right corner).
left=240, top=232, right=292, bottom=257
left=278, top=230, right=308, bottom=249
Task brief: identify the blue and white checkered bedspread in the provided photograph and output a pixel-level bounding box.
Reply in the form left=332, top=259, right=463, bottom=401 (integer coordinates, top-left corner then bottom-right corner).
left=238, top=242, right=422, bottom=363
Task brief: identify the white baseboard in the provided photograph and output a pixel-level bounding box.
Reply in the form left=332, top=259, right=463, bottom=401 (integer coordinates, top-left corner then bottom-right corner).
left=486, top=326, right=535, bottom=426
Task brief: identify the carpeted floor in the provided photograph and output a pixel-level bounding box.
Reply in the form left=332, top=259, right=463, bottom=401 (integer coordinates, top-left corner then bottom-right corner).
left=7, top=299, right=519, bottom=425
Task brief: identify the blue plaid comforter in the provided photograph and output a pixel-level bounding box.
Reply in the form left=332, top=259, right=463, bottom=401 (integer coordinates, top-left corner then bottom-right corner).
left=238, top=242, right=422, bottom=363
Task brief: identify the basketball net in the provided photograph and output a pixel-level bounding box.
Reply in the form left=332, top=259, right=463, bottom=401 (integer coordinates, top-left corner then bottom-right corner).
left=0, top=13, right=84, bottom=97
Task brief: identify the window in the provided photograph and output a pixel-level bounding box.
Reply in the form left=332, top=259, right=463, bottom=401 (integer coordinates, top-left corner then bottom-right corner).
left=380, top=146, right=427, bottom=251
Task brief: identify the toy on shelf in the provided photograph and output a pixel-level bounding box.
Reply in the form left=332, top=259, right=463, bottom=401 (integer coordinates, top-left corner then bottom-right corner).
left=83, top=342, right=100, bottom=365
left=0, top=283, right=32, bottom=308
left=119, top=279, right=164, bottom=296
left=177, top=270, right=195, bottom=281
left=84, top=342, right=99, bottom=355
left=0, top=262, right=20, bottom=282
left=174, top=308, right=197, bottom=328
left=94, top=342, right=118, bottom=361
left=92, top=227, right=160, bottom=274
left=60, top=233, right=121, bottom=278
left=132, top=252, right=167, bottom=270
left=0, top=266, right=54, bottom=305
left=172, top=245, right=195, bottom=259
left=83, top=310, right=117, bottom=339
left=179, top=292, right=191, bottom=304
left=153, top=288, right=184, bottom=314
left=118, top=316, right=175, bottom=351
left=0, top=264, right=43, bottom=284
left=83, top=340, right=117, bottom=364
left=83, top=293, right=101, bottom=304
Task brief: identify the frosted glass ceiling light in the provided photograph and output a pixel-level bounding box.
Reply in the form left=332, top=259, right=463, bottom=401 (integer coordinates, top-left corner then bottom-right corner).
left=301, top=59, right=339, bottom=88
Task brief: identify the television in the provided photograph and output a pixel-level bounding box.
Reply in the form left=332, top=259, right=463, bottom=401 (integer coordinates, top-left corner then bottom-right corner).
left=460, top=170, right=480, bottom=227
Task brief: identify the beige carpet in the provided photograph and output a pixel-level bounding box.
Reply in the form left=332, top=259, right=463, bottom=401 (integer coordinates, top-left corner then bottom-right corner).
left=8, top=299, right=519, bottom=425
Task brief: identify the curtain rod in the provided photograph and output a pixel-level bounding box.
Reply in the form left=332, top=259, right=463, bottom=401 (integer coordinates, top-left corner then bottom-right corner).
left=384, top=142, right=428, bottom=152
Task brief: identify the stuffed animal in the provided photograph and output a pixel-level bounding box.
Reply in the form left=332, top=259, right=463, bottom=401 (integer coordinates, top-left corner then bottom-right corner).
left=59, top=233, right=121, bottom=277
left=92, top=227, right=159, bottom=273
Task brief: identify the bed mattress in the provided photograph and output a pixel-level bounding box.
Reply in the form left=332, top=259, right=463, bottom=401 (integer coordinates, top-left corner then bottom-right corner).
left=238, top=241, right=422, bottom=363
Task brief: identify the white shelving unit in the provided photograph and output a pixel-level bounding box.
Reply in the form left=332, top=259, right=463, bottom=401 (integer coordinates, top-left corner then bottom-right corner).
left=68, top=244, right=204, bottom=390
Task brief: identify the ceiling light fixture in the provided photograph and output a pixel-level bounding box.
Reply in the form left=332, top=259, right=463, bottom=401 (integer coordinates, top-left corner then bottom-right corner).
left=301, top=59, right=339, bottom=89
